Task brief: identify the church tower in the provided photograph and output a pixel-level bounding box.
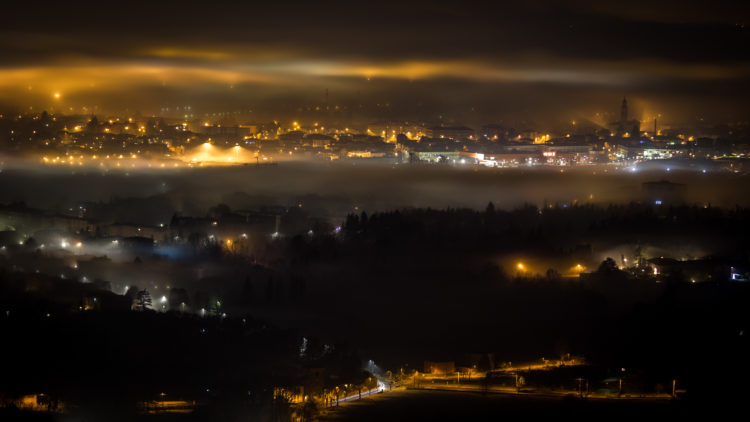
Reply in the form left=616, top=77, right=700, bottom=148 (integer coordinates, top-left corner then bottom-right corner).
left=620, top=96, right=628, bottom=123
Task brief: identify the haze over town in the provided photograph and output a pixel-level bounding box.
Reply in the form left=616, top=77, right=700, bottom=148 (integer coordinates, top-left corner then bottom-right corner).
left=1, top=1, right=749, bottom=421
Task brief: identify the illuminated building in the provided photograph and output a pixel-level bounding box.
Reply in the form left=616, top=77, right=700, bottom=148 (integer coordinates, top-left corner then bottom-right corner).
left=611, top=97, right=641, bottom=137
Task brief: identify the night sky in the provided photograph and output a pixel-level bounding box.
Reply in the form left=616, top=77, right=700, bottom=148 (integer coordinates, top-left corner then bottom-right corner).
left=1, top=0, right=748, bottom=125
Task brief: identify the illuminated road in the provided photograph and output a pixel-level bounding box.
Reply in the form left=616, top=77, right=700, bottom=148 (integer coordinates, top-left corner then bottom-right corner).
left=407, top=381, right=672, bottom=400
left=335, top=382, right=386, bottom=404
left=334, top=381, right=387, bottom=406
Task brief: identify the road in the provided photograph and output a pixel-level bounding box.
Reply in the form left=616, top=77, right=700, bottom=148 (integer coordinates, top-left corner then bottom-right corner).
left=332, top=382, right=387, bottom=406
left=408, top=380, right=673, bottom=400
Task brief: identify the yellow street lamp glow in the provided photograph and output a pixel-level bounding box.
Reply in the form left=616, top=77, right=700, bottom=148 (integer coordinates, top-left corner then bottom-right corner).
left=517, top=263, right=525, bottom=270
left=54, top=92, right=61, bottom=99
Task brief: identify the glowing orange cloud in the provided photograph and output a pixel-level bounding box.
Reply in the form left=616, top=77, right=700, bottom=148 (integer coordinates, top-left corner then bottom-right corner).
left=0, top=56, right=746, bottom=98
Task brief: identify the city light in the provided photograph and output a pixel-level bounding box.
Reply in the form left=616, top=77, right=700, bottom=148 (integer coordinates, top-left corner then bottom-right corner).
left=0, top=3, right=744, bottom=418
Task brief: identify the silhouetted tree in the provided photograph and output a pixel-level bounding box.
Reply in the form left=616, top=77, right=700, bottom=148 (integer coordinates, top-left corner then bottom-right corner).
left=23, top=237, right=37, bottom=249
left=546, top=268, right=561, bottom=280
left=598, top=257, right=618, bottom=273
left=360, top=211, right=368, bottom=229
left=169, top=287, right=190, bottom=309
left=194, top=290, right=209, bottom=310
left=124, top=285, right=140, bottom=301
left=187, top=232, right=202, bottom=248
left=135, top=289, right=152, bottom=311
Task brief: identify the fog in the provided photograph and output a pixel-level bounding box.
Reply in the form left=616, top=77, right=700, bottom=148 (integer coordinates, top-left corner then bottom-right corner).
left=2, top=158, right=749, bottom=385
left=1, top=160, right=748, bottom=224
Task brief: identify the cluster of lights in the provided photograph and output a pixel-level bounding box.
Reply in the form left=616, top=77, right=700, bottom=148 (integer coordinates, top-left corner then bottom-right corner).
left=41, top=154, right=183, bottom=168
